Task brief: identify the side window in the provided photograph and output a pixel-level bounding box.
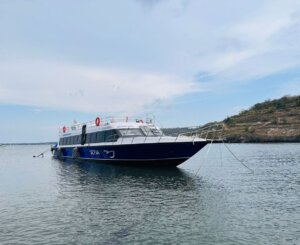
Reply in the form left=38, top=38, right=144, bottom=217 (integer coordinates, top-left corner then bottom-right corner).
left=105, top=130, right=119, bottom=142
left=97, top=131, right=105, bottom=142
left=90, top=133, right=97, bottom=143
left=87, top=133, right=95, bottom=143
left=104, top=130, right=110, bottom=142
left=112, top=130, right=119, bottom=141
left=118, top=128, right=143, bottom=137
left=73, top=135, right=78, bottom=144
left=59, top=138, right=63, bottom=145
left=76, top=135, right=80, bottom=144
left=86, top=133, right=91, bottom=143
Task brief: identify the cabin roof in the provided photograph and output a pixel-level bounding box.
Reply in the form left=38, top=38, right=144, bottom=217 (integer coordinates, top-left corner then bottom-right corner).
left=59, top=117, right=155, bottom=137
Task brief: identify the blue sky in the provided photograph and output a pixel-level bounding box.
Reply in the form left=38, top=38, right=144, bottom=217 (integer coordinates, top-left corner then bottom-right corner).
left=1, top=0, right=300, bottom=143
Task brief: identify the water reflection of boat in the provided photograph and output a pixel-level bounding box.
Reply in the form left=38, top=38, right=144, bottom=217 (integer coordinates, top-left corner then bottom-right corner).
left=55, top=159, right=197, bottom=191
left=51, top=116, right=208, bottom=167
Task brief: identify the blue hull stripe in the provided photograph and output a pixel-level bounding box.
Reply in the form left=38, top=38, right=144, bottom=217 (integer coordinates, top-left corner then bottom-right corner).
left=54, top=141, right=208, bottom=166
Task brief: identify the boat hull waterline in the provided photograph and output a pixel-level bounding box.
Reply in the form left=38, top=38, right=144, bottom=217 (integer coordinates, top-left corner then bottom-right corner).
left=52, top=141, right=208, bottom=167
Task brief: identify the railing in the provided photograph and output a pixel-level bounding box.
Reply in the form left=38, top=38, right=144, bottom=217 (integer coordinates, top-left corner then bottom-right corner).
left=175, top=122, right=224, bottom=142
left=105, top=123, right=223, bottom=145
left=59, top=117, right=224, bottom=144
left=59, top=116, right=153, bottom=134
left=59, top=124, right=225, bottom=147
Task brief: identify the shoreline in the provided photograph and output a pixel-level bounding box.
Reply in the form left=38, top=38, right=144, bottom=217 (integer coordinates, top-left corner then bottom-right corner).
left=1, top=141, right=300, bottom=145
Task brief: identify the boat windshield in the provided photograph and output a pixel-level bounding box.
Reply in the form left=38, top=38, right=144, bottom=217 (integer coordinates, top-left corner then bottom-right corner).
left=140, top=126, right=154, bottom=136
left=118, top=128, right=143, bottom=137
left=140, top=126, right=163, bottom=136
left=150, top=128, right=164, bottom=136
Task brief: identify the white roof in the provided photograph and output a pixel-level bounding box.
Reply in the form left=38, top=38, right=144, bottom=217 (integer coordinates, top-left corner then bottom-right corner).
left=59, top=116, right=155, bottom=137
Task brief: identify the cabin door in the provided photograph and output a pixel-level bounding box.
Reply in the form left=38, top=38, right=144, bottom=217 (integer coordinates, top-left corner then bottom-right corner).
left=81, top=124, right=87, bottom=145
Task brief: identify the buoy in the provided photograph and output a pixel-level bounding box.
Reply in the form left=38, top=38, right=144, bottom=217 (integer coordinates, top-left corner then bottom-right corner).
left=95, top=117, right=101, bottom=126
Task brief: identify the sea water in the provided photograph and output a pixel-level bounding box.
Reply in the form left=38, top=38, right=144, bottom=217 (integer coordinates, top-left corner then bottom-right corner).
left=0, top=144, right=299, bottom=244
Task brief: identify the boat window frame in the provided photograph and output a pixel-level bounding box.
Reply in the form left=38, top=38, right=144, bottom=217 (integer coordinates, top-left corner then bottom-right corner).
left=140, top=126, right=155, bottom=137
left=86, top=133, right=91, bottom=143
left=59, top=129, right=121, bottom=145
left=117, top=128, right=144, bottom=137
left=104, top=129, right=119, bottom=142
left=90, top=132, right=97, bottom=143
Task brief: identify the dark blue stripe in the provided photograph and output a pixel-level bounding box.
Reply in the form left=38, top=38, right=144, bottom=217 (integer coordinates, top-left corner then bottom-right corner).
left=58, top=141, right=207, bottom=161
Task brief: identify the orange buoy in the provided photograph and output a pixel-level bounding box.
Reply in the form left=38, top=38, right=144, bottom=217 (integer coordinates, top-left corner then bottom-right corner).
left=95, top=117, right=101, bottom=126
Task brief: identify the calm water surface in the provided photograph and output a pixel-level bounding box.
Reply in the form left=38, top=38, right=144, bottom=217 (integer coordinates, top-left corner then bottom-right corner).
left=0, top=144, right=299, bottom=244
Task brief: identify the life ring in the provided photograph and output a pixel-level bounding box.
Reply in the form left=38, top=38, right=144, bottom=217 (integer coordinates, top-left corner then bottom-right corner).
left=63, top=126, right=67, bottom=133
left=95, top=117, right=101, bottom=126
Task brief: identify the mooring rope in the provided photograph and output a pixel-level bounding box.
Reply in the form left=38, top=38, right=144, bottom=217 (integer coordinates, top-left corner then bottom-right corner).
left=33, top=148, right=51, bottom=158
left=222, top=140, right=254, bottom=174
left=193, top=138, right=214, bottom=177
left=191, top=124, right=254, bottom=177
left=219, top=143, right=223, bottom=167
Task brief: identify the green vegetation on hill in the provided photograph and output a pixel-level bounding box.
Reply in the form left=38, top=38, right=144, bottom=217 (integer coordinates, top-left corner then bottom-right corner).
left=222, top=95, right=300, bottom=142
left=163, top=95, right=300, bottom=142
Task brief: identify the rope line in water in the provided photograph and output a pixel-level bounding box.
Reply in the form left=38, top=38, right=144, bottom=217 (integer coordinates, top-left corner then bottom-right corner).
left=222, top=141, right=254, bottom=174
left=193, top=138, right=214, bottom=177
left=33, top=148, right=51, bottom=158
left=101, top=135, right=254, bottom=243
left=219, top=143, right=223, bottom=167
left=192, top=127, right=219, bottom=177
left=192, top=133, right=254, bottom=177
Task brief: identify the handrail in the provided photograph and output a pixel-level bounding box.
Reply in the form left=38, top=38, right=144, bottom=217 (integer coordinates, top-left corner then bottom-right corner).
left=176, top=122, right=224, bottom=141
left=59, top=116, right=149, bottom=133
left=59, top=118, right=225, bottom=143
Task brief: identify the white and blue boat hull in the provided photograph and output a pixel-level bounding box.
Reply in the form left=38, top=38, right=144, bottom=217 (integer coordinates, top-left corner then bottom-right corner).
left=52, top=141, right=208, bottom=167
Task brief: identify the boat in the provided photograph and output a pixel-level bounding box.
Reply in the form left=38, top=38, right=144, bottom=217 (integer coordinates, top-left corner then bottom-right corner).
left=51, top=116, right=209, bottom=167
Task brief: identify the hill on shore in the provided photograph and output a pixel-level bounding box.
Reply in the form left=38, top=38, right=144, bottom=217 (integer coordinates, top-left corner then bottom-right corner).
left=221, top=95, right=300, bottom=142
left=164, top=95, right=300, bottom=143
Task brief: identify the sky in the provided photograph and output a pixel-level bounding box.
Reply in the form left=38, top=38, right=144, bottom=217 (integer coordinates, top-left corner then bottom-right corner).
left=1, top=0, right=300, bottom=143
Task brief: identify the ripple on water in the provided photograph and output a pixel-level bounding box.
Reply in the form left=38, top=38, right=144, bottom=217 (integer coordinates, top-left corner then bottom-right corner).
left=0, top=144, right=299, bottom=244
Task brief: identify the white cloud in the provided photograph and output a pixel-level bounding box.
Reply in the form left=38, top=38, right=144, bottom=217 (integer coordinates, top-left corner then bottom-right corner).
left=0, top=60, right=199, bottom=114
left=211, top=50, right=255, bottom=72
left=194, top=0, right=300, bottom=84
left=1, top=0, right=299, bottom=109
left=29, top=108, right=43, bottom=114
left=230, top=0, right=296, bottom=44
